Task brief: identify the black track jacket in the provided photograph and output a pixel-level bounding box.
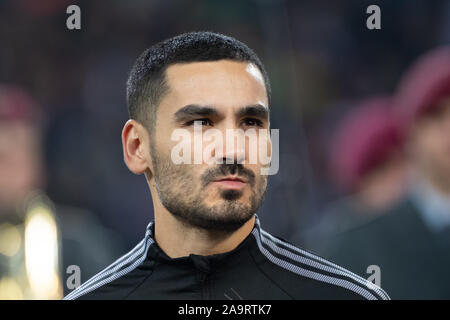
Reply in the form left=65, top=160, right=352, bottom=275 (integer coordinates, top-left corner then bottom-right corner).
left=64, top=215, right=389, bottom=300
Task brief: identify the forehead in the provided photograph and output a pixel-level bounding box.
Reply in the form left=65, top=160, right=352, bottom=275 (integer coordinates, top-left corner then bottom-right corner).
left=162, top=60, right=268, bottom=111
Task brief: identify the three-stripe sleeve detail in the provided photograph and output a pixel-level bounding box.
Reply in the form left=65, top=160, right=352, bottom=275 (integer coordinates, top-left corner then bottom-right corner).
left=252, top=217, right=390, bottom=300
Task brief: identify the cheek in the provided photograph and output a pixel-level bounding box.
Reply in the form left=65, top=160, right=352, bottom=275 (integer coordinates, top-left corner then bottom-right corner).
left=246, top=132, right=272, bottom=166
left=258, top=174, right=268, bottom=188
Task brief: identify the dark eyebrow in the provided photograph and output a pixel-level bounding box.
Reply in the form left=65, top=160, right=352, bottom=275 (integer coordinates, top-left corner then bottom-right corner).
left=235, top=104, right=269, bottom=120
left=173, top=104, right=221, bottom=122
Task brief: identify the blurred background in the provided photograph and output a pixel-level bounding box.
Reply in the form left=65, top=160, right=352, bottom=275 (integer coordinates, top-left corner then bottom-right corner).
left=1, top=0, right=450, bottom=299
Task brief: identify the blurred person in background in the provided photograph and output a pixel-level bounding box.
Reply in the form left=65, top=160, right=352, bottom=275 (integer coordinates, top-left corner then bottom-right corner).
left=302, top=97, right=407, bottom=245
left=319, top=46, right=450, bottom=299
left=0, top=84, right=57, bottom=299
left=0, top=84, right=125, bottom=299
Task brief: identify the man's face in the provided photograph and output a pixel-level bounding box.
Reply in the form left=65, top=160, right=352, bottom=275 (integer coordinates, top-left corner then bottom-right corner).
left=410, top=97, right=450, bottom=181
left=148, top=60, right=270, bottom=231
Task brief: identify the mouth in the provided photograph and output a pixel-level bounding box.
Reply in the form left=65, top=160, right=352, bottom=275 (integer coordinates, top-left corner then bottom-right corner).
left=212, top=175, right=248, bottom=190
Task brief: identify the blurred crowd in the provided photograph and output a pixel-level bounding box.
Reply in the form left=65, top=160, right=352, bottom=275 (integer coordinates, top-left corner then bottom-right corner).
left=303, top=47, right=450, bottom=299
left=0, top=0, right=449, bottom=299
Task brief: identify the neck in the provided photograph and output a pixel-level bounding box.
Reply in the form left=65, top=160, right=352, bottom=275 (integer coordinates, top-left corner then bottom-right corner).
left=152, top=204, right=255, bottom=259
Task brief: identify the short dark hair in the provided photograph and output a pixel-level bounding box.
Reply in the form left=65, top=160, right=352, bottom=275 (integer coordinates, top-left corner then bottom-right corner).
left=126, top=31, right=271, bottom=132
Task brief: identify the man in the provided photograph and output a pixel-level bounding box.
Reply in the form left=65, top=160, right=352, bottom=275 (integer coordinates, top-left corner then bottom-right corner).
left=320, top=46, right=450, bottom=299
left=64, top=31, right=388, bottom=300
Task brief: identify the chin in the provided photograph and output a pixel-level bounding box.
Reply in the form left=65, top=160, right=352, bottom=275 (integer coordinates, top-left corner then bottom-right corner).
left=220, top=189, right=245, bottom=201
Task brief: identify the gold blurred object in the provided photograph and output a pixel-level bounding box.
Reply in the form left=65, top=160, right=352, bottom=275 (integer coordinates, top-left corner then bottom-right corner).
left=0, top=223, right=21, bottom=257
left=24, top=199, right=61, bottom=299
left=0, top=192, right=63, bottom=300
left=0, top=277, right=24, bottom=300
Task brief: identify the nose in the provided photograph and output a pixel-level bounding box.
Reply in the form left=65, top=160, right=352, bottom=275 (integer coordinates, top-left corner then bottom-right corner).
left=221, top=148, right=246, bottom=165
left=212, top=129, right=246, bottom=165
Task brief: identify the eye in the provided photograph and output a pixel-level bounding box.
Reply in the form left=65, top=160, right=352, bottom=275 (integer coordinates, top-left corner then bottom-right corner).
left=185, top=119, right=213, bottom=126
left=242, top=118, right=263, bottom=127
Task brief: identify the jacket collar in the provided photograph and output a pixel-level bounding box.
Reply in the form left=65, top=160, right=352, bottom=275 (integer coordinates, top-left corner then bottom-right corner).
left=143, top=214, right=262, bottom=271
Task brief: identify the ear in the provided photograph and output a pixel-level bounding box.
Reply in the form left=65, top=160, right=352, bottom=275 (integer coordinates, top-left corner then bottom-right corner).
left=122, top=119, right=152, bottom=175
